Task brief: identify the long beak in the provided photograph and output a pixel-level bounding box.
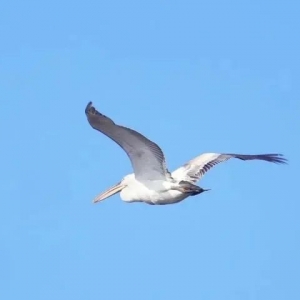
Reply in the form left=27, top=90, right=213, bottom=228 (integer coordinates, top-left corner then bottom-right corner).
left=93, top=182, right=125, bottom=203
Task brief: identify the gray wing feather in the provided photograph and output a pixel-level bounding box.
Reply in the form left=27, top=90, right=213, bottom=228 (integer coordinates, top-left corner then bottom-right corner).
left=172, top=153, right=287, bottom=183
left=85, top=102, right=170, bottom=181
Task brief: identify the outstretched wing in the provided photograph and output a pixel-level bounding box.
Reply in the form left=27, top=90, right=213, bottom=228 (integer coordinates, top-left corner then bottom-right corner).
left=171, top=153, right=287, bottom=183
left=85, top=102, right=171, bottom=181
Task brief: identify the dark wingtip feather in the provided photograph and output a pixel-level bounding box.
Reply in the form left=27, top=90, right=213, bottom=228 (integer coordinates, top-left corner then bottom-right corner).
left=265, top=153, right=288, bottom=164
left=233, top=153, right=288, bottom=165
left=85, top=101, right=95, bottom=115
left=84, top=102, right=116, bottom=127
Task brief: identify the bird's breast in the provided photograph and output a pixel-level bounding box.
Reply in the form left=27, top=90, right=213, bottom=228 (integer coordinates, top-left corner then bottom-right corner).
left=119, top=179, right=188, bottom=204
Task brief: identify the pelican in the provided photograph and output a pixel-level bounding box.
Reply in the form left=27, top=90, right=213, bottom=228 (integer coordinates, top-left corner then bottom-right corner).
left=85, top=102, right=287, bottom=205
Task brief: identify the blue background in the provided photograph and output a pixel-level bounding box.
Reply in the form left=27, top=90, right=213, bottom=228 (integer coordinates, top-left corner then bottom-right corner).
left=1, top=1, right=299, bottom=299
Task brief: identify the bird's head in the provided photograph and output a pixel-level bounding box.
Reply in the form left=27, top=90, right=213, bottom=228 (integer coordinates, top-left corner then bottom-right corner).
left=92, top=173, right=134, bottom=203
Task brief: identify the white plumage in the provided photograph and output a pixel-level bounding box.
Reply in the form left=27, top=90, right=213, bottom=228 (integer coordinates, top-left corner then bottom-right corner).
left=85, top=102, right=287, bottom=205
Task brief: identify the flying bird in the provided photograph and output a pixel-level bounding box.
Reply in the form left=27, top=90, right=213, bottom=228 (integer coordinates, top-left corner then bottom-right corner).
left=85, top=102, right=287, bottom=205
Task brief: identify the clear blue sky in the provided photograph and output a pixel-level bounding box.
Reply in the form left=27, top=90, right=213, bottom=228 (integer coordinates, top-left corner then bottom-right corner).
left=0, top=1, right=299, bottom=299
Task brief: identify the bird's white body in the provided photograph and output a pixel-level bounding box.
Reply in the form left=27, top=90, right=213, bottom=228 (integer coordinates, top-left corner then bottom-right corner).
left=85, top=102, right=287, bottom=206
left=119, top=174, right=188, bottom=205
